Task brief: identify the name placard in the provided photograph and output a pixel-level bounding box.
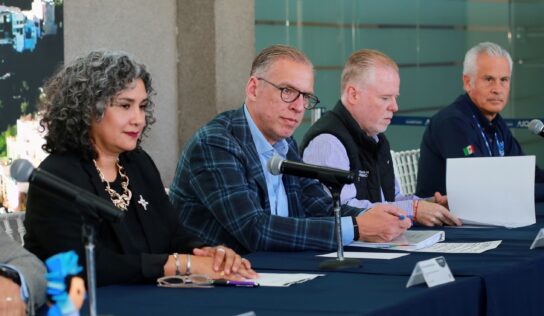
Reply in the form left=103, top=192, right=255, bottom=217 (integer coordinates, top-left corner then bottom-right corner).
left=406, top=256, right=455, bottom=288
left=530, top=228, right=544, bottom=250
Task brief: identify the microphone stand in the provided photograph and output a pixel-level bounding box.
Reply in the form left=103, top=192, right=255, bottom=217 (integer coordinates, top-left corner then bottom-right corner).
left=72, top=202, right=120, bottom=316
left=82, top=220, right=98, bottom=316
left=72, top=192, right=123, bottom=316
left=319, top=184, right=361, bottom=270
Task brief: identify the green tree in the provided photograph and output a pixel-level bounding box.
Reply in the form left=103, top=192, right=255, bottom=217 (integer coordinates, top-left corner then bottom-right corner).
left=0, top=125, right=16, bottom=158
left=0, top=134, right=5, bottom=157
left=20, top=101, right=29, bottom=114
left=21, top=80, right=29, bottom=92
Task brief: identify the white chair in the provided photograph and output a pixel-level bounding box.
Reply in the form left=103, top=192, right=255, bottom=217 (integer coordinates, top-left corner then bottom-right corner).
left=0, top=211, right=26, bottom=245
left=390, top=149, right=420, bottom=196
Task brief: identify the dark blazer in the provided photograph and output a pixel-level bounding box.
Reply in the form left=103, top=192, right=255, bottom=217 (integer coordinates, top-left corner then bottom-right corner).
left=169, top=106, right=361, bottom=253
left=24, top=150, right=204, bottom=286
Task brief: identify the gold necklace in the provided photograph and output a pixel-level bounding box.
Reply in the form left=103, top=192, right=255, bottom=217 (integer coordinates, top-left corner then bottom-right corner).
left=93, top=159, right=132, bottom=211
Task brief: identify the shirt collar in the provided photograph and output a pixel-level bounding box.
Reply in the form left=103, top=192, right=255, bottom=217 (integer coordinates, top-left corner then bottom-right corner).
left=465, top=93, right=500, bottom=131
left=244, top=105, right=288, bottom=157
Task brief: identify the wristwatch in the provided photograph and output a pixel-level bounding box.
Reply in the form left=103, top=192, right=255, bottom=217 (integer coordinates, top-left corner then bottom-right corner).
left=351, top=216, right=360, bottom=241
left=0, top=266, right=21, bottom=286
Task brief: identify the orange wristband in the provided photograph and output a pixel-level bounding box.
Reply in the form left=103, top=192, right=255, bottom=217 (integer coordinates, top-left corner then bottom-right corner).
left=413, top=200, right=419, bottom=223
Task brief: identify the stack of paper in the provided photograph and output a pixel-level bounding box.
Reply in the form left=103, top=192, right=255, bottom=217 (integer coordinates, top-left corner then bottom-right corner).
left=412, top=240, right=502, bottom=253
left=351, top=230, right=445, bottom=251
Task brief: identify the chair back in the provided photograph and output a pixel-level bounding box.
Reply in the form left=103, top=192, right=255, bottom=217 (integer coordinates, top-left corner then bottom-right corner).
left=390, top=149, right=420, bottom=195
left=0, top=211, right=26, bottom=245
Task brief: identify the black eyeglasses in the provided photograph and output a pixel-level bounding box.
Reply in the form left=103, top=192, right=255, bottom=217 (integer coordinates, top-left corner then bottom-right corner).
left=257, top=77, right=320, bottom=110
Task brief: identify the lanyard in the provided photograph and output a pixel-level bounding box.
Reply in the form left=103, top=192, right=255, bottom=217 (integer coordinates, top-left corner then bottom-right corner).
left=472, top=115, right=505, bottom=157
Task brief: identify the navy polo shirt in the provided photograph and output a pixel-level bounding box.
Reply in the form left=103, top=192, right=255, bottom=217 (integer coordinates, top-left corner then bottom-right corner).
left=416, top=93, right=544, bottom=197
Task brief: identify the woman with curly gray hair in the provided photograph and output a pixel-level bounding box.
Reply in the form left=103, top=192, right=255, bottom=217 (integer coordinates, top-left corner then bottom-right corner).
left=24, top=50, right=256, bottom=286
left=39, top=50, right=156, bottom=159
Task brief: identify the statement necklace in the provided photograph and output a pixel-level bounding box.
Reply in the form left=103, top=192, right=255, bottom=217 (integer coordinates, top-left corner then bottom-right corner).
left=93, top=159, right=132, bottom=211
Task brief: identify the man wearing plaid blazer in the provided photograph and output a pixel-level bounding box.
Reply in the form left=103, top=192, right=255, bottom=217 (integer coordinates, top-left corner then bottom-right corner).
left=170, top=45, right=411, bottom=253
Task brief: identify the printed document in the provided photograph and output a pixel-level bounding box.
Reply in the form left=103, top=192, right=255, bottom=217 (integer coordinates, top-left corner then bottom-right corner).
left=249, top=273, right=324, bottom=287
left=350, top=230, right=445, bottom=251
left=412, top=240, right=501, bottom=253
left=318, top=252, right=409, bottom=259
left=447, top=156, right=535, bottom=228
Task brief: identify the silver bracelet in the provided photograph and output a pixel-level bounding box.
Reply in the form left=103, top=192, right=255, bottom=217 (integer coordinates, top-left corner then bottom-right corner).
left=186, top=254, right=191, bottom=275
left=173, top=253, right=181, bottom=276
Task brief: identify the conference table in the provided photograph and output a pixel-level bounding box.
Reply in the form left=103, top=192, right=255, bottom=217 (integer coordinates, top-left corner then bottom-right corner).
left=89, top=204, right=544, bottom=315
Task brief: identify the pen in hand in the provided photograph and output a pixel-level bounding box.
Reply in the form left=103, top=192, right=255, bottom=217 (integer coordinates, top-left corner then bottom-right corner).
left=397, top=214, right=413, bottom=221
left=212, top=279, right=259, bottom=287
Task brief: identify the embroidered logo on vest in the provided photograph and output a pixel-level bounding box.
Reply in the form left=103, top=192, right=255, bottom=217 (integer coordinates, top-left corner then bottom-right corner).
left=358, top=170, right=370, bottom=179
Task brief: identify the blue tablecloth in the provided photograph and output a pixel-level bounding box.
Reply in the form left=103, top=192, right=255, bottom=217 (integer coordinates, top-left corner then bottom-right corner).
left=86, top=205, right=544, bottom=315
left=91, top=273, right=484, bottom=316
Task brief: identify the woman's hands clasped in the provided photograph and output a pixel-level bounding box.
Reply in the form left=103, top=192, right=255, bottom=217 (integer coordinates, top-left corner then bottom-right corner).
left=192, top=246, right=258, bottom=280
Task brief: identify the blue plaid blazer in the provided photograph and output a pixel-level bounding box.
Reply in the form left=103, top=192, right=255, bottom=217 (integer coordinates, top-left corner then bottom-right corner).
left=170, top=107, right=362, bottom=253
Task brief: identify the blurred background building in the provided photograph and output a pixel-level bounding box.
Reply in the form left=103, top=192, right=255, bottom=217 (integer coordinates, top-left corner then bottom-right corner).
left=1, top=0, right=543, bottom=197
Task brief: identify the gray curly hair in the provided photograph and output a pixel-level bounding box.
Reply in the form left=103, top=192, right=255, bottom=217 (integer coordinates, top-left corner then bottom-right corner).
left=39, top=50, right=156, bottom=159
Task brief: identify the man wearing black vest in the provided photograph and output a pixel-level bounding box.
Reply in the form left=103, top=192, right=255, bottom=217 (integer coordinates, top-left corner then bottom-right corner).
left=301, top=49, right=461, bottom=227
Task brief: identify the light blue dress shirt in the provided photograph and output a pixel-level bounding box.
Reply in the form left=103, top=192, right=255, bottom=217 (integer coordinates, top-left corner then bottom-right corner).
left=244, top=105, right=289, bottom=217
left=245, top=106, right=355, bottom=245
left=303, top=133, right=423, bottom=216
left=0, top=263, right=29, bottom=303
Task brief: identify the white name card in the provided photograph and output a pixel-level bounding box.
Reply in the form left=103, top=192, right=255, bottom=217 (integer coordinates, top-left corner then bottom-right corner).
left=530, top=228, right=544, bottom=250
left=406, top=256, right=455, bottom=288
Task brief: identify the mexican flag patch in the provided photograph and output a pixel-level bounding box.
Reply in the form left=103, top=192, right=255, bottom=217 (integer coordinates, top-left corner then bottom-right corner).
left=463, top=144, right=475, bottom=156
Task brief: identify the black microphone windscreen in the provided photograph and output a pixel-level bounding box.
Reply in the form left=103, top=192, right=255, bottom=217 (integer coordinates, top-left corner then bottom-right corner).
left=267, top=155, right=283, bottom=175
left=10, top=159, right=34, bottom=182
left=528, top=119, right=544, bottom=135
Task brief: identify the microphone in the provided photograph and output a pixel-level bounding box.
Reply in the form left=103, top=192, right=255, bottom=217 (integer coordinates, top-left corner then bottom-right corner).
left=528, top=119, right=544, bottom=137
left=10, top=159, right=125, bottom=222
left=267, top=155, right=355, bottom=187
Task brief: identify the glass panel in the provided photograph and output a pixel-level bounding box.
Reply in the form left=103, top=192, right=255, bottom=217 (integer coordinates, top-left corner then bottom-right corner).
left=255, top=0, right=544, bottom=165
left=510, top=0, right=544, bottom=160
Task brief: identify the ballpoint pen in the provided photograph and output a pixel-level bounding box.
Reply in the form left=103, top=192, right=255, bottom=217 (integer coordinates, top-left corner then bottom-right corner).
left=397, top=214, right=414, bottom=221
left=212, top=280, right=260, bottom=287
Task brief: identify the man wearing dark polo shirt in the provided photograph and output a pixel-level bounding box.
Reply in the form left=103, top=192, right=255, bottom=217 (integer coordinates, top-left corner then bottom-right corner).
left=416, top=42, right=544, bottom=197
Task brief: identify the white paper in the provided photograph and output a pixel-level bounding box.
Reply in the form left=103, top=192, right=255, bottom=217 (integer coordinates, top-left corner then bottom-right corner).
left=446, top=156, right=535, bottom=228
left=447, top=224, right=497, bottom=229
left=406, top=256, right=455, bottom=288
left=412, top=240, right=501, bottom=253
left=350, top=230, right=444, bottom=251
left=317, top=252, right=409, bottom=259
left=248, top=273, right=324, bottom=287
